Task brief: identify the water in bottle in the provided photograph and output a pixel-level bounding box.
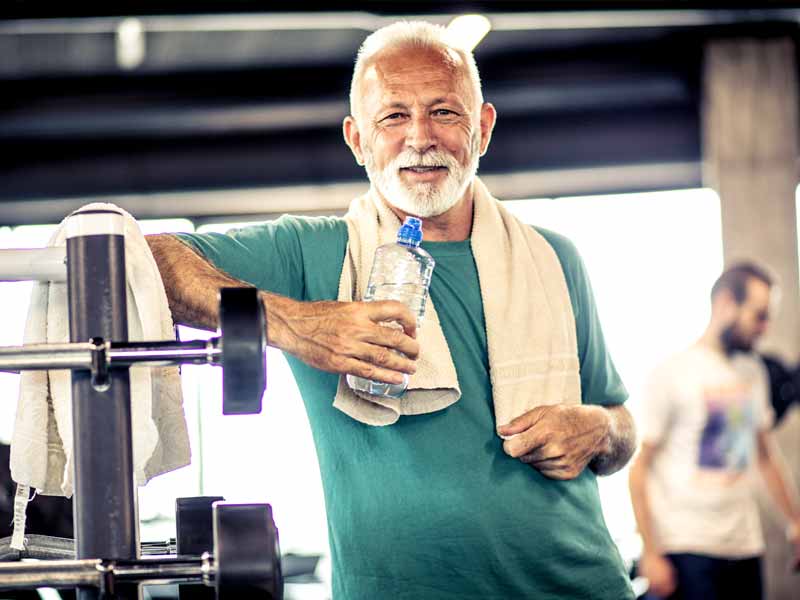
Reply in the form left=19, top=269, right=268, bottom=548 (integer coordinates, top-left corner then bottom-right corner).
left=346, top=216, right=435, bottom=397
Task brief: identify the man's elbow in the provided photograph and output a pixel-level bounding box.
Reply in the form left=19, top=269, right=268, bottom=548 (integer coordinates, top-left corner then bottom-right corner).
left=591, top=405, right=637, bottom=476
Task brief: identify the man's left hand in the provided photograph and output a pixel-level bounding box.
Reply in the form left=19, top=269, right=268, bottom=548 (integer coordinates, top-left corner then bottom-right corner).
left=788, top=518, right=800, bottom=570
left=497, top=405, right=611, bottom=480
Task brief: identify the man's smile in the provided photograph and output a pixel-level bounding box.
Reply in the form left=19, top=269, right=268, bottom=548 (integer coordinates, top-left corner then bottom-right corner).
left=399, top=166, right=449, bottom=181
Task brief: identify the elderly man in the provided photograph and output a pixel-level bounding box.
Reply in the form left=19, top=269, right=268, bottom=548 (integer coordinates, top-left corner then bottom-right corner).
left=629, top=262, right=800, bottom=600
left=149, top=21, right=636, bottom=599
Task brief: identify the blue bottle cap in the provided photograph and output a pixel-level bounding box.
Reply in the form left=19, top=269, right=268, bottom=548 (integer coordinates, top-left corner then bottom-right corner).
left=397, top=217, right=423, bottom=247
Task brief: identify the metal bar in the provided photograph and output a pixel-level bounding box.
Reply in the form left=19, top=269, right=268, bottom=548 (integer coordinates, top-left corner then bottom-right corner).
left=0, top=342, right=94, bottom=371
left=108, top=339, right=220, bottom=366
left=0, top=339, right=220, bottom=374
left=0, top=559, right=102, bottom=589
left=0, top=556, right=215, bottom=590
left=65, top=208, right=138, bottom=600
left=0, top=247, right=66, bottom=282
left=114, top=556, right=214, bottom=585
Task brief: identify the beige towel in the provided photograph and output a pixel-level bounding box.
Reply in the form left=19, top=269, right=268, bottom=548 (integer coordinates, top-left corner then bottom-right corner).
left=333, top=177, right=581, bottom=427
left=10, top=203, right=191, bottom=500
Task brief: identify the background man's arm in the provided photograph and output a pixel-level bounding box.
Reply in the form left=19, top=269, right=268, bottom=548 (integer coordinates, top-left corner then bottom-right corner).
left=497, top=403, right=636, bottom=479
left=147, top=233, right=419, bottom=384
left=756, top=429, right=800, bottom=566
left=628, top=442, right=677, bottom=597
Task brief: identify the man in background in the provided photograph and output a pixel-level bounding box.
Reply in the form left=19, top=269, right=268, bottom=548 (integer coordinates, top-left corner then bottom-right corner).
left=629, top=262, right=800, bottom=600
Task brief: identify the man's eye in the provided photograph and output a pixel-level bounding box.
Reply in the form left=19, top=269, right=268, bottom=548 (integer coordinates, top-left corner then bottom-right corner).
left=433, top=109, right=456, bottom=117
left=382, top=113, right=406, bottom=121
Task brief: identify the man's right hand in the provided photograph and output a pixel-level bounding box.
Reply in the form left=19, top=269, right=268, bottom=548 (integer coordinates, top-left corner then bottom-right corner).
left=639, top=551, right=677, bottom=598
left=263, top=293, right=419, bottom=384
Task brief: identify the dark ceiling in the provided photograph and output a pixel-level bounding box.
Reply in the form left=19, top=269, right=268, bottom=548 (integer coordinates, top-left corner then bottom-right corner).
left=2, top=4, right=800, bottom=223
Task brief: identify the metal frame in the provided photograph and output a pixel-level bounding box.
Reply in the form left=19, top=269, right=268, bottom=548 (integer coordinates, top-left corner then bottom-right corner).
left=66, top=208, right=140, bottom=599
left=0, top=208, right=142, bottom=598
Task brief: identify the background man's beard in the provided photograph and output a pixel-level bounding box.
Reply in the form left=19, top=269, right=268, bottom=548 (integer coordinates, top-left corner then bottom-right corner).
left=363, top=139, right=480, bottom=218
left=720, top=324, right=753, bottom=355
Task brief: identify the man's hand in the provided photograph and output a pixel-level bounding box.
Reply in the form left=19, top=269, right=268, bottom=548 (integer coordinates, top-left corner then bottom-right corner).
left=788, top=518, right=800, bottom=571
left=264, top=293, right=420, bottom=384
left=497, top=404, right=611, bottom=480
left=638, top=551, right=677, bottom=598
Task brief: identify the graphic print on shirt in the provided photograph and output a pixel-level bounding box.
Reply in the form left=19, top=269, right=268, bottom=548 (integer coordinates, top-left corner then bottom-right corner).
left=697, top=383, right=757, bottom=473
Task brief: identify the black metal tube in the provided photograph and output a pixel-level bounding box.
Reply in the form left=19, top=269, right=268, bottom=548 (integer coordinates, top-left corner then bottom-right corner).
left=66, top=209, right=138, bottom=600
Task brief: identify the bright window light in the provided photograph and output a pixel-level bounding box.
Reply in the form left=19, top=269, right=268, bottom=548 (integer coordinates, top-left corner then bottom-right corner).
left=505, top=187, right=723, bottom=564
left=446, top=14, right=491, bottom=51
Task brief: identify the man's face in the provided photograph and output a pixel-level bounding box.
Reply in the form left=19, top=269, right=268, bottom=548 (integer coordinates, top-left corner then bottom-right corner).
left=351, top=46, right=484, bottom=218
left=721, top=278, right=772, bottom=354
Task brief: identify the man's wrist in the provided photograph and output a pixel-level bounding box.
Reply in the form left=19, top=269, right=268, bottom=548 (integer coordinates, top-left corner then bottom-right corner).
left=259, top=291, right=287, bottom=351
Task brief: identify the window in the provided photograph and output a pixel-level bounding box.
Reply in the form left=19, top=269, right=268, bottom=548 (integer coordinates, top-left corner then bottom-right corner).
left=505, top=188, right=723, bottom=559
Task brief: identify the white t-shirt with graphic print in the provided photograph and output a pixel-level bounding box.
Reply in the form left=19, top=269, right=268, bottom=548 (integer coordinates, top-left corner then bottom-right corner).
left=641, top=344, right=774, bottom=558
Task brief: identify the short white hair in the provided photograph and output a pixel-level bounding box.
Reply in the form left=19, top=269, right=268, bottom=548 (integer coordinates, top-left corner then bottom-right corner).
left=349, top=21, right=484, bottom=119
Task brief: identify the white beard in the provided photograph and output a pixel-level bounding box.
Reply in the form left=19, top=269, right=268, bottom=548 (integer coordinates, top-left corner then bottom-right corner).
left=363, top=137, right=480, bottom=218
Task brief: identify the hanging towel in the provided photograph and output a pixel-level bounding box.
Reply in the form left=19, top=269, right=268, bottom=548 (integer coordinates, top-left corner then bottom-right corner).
left=333, top=177, right=582, bottom=427
left=10, top=203, right=191, bottom=503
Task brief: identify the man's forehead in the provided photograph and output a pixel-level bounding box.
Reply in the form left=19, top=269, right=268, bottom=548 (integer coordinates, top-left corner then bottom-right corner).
left=745, top=277, right=772, bottom=306
left=360, top=46, right=471, bottom=101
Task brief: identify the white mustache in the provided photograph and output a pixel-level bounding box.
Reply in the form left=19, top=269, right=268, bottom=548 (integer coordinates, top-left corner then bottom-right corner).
left=396, top=150, right=458, bottom=170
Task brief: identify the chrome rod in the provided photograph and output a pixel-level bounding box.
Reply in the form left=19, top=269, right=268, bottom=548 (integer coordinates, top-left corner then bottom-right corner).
left=108, top=339, right=221, bottom=366
left=0, top=339, right=221, bottom=374
left=0, top=342, right=94, bottom=371
left=114, top=555, right=215, bottom=585
left=0, top=559, right=102, bottom=589
left=0, top=555, right=215, bottom=590
left=0, top=247, right=67, bottom=282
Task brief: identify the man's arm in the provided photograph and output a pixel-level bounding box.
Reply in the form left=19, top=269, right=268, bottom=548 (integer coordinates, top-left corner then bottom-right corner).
left=628, top=442, right=677, bottom=597
left=756, top=429, right=800, bottom=566
left=147, top=233, right=419, bottom=384
left=497, top=403, right=636, bottom=479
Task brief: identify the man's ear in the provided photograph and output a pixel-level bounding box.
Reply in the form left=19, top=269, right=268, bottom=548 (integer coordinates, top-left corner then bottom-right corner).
left=343, top=116, right=365, bottom=166
left=478, top=102, right=497, bottom=157
left=714, top=288, right=740, bottom=324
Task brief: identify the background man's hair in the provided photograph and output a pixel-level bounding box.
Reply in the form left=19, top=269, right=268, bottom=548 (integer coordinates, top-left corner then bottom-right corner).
left=349, top=20, right=484, bottom=118
left=711, top=261, right=775, bottom=303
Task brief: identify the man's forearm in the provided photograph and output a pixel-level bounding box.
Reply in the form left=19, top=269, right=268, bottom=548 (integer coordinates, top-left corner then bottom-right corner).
left=628, top=456, right=660, bottom=553
left=147, top=233, right=419, bottom=382
left=147, top=233, right=252, bottom=331
left=590, top=404, right=636, bottom=476
left=759, top=445, right=800, bottom=523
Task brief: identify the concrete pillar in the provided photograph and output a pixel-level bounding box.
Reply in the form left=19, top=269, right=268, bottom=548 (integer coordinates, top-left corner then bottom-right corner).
left=704, top=38, right=800, bottom=600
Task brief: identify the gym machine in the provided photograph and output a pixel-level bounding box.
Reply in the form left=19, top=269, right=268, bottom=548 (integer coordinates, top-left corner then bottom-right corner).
left=0, top=208, right=283, bottom=599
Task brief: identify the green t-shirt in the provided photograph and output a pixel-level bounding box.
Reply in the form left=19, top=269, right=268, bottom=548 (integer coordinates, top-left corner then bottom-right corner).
left=178, top=215, right=633, bottom=600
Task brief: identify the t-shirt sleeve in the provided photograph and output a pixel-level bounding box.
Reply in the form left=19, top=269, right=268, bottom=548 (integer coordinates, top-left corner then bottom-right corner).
left=535, top=227, right=628, bottom=407
left=174, top=215, right=344, bottom=301
left=753, top=357, right=776, bottom=431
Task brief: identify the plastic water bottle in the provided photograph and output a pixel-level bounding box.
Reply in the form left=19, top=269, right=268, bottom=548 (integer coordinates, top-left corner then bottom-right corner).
left=346, top=217, right=435, bottom=398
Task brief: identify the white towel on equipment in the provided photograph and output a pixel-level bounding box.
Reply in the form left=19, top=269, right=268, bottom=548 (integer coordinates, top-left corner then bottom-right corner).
left=10, top=203, right=191, bottom=501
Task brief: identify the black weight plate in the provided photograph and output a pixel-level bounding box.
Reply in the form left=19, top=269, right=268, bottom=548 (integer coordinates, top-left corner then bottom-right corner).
left=213, top=502, right=283, bottom=600
left=219, top=287, right=266, bottom=415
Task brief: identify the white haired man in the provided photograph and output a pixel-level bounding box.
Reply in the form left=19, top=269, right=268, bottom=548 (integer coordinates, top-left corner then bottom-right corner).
left=148, top=21, right=636, bottom=599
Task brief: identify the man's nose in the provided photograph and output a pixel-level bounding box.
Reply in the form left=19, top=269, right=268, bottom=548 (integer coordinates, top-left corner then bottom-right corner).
left=405, top=114, right=436, bottom=154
